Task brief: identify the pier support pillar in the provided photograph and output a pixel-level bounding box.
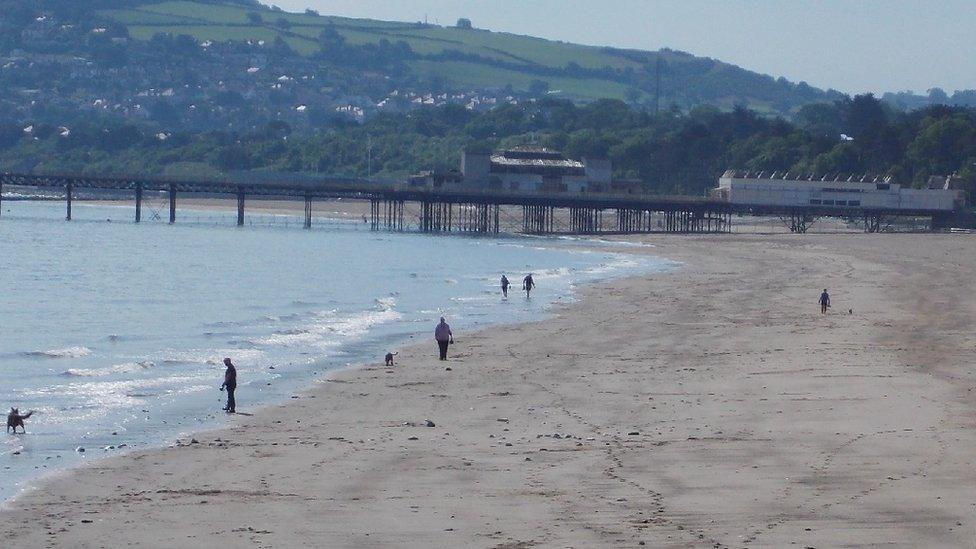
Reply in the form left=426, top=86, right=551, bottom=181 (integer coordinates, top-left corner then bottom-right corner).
left=786, top=210, right=814, bottom=233
left=369, top=198, right=379, bottom=231
left=421, top=200, right=431, bottom=233
left=0, top=180, right=3, bottom=218
left=863, top=213, right=887, bottom=233
left=135, top=183, right=142, bottom=223
left=304, top=193, right=312, bottom=229
left=65, top=182, right=72, bottom=221
left=169, top=184, right=176, bottom=224
left=236, top=189, right=245, bottom=227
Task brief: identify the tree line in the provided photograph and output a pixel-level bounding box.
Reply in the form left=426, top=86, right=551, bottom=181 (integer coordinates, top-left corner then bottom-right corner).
left=1, top=94, right=974, bottom=196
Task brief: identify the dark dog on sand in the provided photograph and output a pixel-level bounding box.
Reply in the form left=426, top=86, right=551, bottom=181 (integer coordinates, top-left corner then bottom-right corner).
left=385, top=352, right=398, bottom=367
left=7, top=408, right=33, bottom=434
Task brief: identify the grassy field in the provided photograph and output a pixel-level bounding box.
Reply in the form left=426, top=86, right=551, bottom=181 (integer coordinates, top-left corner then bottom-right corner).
left=100, top=0, right=648, bottom=100
left=125, top=24, right=320, bottom=55
left=104, top=1, right=642, bottom=69
left=408, top=60, right=633, bottom=101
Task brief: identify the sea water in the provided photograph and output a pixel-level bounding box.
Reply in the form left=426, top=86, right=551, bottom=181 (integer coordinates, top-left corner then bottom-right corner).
left=0, top=200, right=670, bottom=502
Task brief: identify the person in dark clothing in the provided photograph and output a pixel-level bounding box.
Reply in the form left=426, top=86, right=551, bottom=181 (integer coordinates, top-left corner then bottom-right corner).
left=501, top=275, right=510, bottom=298
left=220, top=357, right=237, bottom=413
left=820, top=289, right=831, bottom=314
left=523, top=274, right=535, bottom=298
left=435, top=317, right=453, bottom=360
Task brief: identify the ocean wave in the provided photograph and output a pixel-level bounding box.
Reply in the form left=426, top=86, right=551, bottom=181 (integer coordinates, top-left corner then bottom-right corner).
left=248, top=306, right=401, bottom=349
left=63, top=361, right=155, bottom=377
left=451, top=295, right=493, bottom=303
left=155, top=348, right=265, bottom=366
left=548, top=235, right=657, bottom=248
left=22, top=372, right=217, bottom=420
left=24, top=346, right=92, bottom=359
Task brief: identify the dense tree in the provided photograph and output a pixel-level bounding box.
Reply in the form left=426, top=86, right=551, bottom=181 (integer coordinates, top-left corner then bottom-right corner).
left=2, top=98, right=975, bottom=196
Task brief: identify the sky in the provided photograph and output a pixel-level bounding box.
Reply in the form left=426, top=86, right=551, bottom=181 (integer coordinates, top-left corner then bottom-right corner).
left=263, top=0, right=975, bottom=96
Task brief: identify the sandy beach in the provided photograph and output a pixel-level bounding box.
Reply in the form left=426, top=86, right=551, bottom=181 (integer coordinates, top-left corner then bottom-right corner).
left=3, top=232, right=976, bottom=548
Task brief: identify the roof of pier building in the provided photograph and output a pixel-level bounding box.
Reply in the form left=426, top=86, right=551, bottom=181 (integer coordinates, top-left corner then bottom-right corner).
left=721, top=170, right=895, bottom=184
left=489, top=147, right=585, bottom=176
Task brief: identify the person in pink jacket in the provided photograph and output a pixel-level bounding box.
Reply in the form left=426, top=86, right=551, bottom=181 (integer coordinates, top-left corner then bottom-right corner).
left=435, top=317, right=453, bottom=360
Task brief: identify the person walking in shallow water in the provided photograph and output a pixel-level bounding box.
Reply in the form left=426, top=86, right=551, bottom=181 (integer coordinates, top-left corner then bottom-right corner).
left=523, top=273, right=535, bottom=298
left=820, top=289, right=831, bottom=314
left=220, top=357, right=237, bottom=413
left=501, top=274, right=510, bottom=298
left=435, top=317, right=453, bottom=360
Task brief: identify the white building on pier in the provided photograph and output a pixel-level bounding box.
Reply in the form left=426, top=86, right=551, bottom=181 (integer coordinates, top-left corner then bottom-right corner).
left=715, top=170, right=963, bottom=212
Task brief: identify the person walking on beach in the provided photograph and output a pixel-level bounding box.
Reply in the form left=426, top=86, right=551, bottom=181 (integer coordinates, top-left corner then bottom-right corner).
left=523, top=273, right=535, bottom=298
left=819, top=289, right=831, bottom=315
left=220, top=357, right=237, bottom=413
left=501, top=274, right=510, bottom=298
left=435, top=317, right=453, bottom=360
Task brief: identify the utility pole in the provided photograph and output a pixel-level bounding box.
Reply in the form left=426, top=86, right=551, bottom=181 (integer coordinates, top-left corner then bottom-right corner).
left=654, top=56, right=661, bottom=115
left=367, top=134, right=373, bottom=178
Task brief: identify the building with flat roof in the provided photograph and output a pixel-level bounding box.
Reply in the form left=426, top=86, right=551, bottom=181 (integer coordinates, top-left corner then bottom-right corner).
left=715, top=170, right=963, bottom=212
left=460, top=147, right=611, bottom=193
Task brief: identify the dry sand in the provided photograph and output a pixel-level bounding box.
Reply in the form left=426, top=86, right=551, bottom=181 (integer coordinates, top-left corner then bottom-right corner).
left=3, top=233, right=976, bottom=548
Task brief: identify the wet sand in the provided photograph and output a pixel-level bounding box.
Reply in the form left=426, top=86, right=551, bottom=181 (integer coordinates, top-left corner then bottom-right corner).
left=3, top=233, right=975, bottom=548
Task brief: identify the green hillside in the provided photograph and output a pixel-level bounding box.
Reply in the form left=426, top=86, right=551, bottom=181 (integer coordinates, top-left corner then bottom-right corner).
left=103, top=1, right=639, bottom=67
left=97, top=0, right=836, bottom=108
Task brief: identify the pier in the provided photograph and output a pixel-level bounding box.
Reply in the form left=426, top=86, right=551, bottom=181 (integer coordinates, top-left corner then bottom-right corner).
left=0, top=172, right=957, bottom=234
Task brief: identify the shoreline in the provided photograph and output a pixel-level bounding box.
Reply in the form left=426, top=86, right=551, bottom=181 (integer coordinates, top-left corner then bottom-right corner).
left=0, top=270, right=620, bottom=509
left=3, top=232, right=976, bottom=546
left=0, top=244, right=652, bottom=509
left=0, top=218, right=663, bottom=508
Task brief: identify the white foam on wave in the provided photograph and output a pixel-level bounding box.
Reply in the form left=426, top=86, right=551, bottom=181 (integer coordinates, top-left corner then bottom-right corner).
left=63, top=361, right=155, bottom=377
left=25, top=346, right=92, bottom=359
left=21, top=371, right=216, bottom=423
left=547, top=235, right=657, bottom=248
left=155, top=348, right=265, bottom=366
left=451, top=295, right=493, bottom=304
left=250, top=301, right=401, bottom=349
left=529, top=266, right=576, bottom=284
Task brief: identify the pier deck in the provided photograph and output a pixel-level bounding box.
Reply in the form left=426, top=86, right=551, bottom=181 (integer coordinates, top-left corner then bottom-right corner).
left=0, top=173, right=955, bottom=234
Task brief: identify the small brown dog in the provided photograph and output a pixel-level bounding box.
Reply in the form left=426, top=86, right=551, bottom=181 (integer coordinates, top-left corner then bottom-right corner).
left=384, top=352, right=397, bottom=367
left=7, top=408, right=33, bottom=434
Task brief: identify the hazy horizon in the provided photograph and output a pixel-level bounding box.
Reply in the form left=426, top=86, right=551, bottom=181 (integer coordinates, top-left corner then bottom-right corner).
left=264, top=0, right=975, bottom=97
